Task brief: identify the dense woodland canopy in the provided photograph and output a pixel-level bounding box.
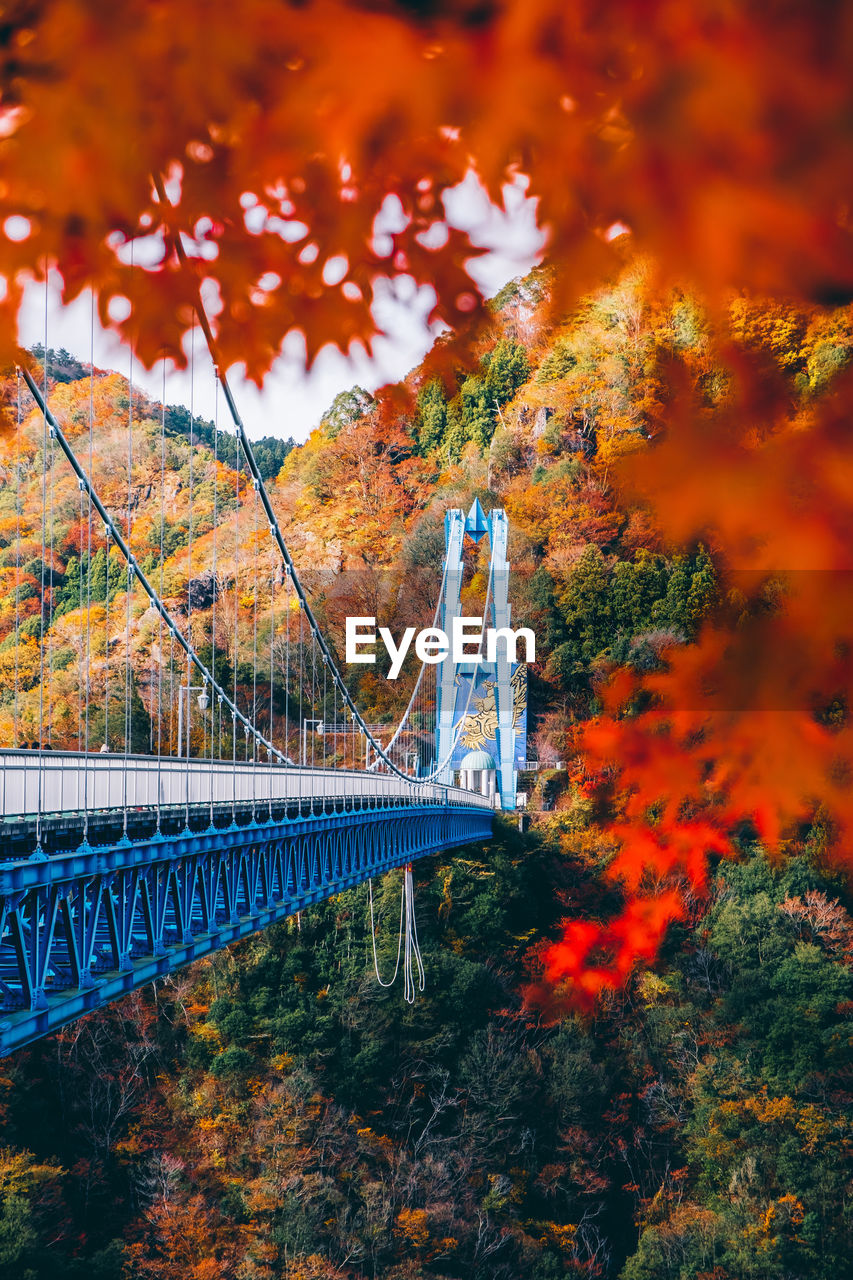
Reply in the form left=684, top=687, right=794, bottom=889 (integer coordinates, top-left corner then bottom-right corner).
left=0, top=0, right=851, bottom=1276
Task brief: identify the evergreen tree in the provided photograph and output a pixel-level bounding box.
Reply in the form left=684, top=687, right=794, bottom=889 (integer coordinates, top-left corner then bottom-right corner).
left=652, top=549, right=717, bottom=637
left=88, top=680, right=152, bottom=753
left=416, top=343, right=529, bottom=460
left=482, top=337, right=530, bottom=405
left=559, top=544, right=613, bottom=662
left=53, top=554, right=80, bottom=617
left=611, top=551, right=668, bottom=636
left=413, top=379, right=448, bottom=455
left=458, top=374, right=494, bottom=449
left=320, top=385, right=374, bottom=439
left=685, top=546, right=718, bottom=630
left=87, top=547, right=125, bottom=604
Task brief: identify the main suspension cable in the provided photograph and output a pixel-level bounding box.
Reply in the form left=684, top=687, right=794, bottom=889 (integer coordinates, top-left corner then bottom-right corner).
left=150, top=172, right=456, bottom=786
left=18, top=366, right=286, bottom=765
left=123, top=268, right=134, bottom=832
left=13, top=368, right=20, bottom=751
left=156, top=356, right=166, bottom=831
left=83, top=296, right=95, bottom=838
left=35, top=279, right=48, bottom=848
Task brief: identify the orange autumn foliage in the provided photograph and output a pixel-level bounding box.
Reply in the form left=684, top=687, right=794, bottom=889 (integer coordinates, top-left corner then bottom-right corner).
left=0, top=0, right=851, bottom=389
left=544, top=346, right=852, bottom=972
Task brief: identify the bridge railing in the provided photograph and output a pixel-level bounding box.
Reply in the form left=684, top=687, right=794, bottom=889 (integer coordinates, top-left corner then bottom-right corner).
left=0, top=750, right=491, bottom=823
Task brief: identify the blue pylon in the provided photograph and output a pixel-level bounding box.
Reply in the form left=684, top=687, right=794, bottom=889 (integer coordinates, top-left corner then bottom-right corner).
left=436, top=502, right=519, bottom=810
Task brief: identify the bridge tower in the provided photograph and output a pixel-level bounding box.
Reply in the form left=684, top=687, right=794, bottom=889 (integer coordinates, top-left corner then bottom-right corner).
left=436, top=501, right=519, bottom=811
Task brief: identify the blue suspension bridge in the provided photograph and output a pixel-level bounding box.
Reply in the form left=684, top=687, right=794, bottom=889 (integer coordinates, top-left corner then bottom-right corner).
left=0, top=265, right=523, bottom=1055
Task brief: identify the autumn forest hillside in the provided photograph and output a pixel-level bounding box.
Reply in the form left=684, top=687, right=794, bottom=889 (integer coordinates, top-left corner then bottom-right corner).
left=0, top=265, right=851, bottom=1279
left=2, top=263, right=849, bottom=754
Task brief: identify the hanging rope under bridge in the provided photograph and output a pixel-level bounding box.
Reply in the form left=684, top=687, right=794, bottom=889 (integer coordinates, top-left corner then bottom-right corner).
left=368, top=865, right=425, bottom=1004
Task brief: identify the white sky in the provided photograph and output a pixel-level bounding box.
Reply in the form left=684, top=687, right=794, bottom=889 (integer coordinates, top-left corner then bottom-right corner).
left=17, top=174, right=545, bottom=442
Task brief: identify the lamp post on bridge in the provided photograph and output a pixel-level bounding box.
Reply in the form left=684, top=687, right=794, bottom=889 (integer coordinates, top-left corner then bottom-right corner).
left=301, top=717, right=324, bottom=767
left=177, top=683, right=210, bottom=758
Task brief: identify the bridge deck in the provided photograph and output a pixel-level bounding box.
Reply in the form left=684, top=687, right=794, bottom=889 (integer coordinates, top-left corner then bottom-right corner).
left=0, top=749, right=480, bottom=821
left=0, top=753, right=492, bottom=1057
